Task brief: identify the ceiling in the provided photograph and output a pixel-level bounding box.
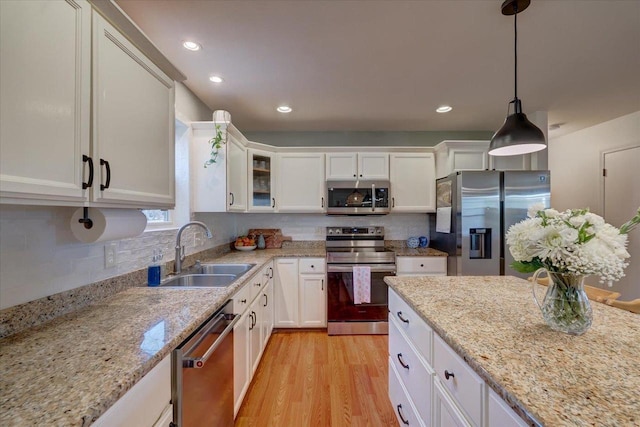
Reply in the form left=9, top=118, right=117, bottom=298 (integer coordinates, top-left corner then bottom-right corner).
left=116, top=0, right=640, bottom=137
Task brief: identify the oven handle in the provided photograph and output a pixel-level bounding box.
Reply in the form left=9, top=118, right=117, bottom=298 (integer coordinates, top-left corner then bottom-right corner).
left=183, top=312, right=240, bottom=368
left=327, top=264, right=396, bottom=274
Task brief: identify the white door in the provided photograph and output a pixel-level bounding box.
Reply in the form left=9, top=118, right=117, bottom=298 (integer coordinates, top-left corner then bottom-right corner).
left=248, top=298, right=263, bottom=375
left=359, top=153, right=389, bottom=180
left=603, top=145, right=640, bottom=299
left=261, top=280, right=274, bottom=346
left=0, top=0, right=91, bottom=203
left=299, top=274, right=327, bottom=327
left=274, top=259, right=299, bottom=327
left=233, top=310, right=250, bottom=416
left=276, top=153, right=326, bottom=212
left=227, top=134, right=247, bottom=212
left=326, top=153, right=358, bottom=180
left=92, top=13, right=175, bottom=207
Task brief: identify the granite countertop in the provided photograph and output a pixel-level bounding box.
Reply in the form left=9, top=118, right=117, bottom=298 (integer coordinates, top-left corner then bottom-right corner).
left=0, top=248, right=325, bottom=426
left=384, top=275, right=640, bottom=427
left=392, top=247, right=447, bottom=257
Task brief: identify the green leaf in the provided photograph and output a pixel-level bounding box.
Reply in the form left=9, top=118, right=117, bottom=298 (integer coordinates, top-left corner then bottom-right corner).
left=510, top=260, right=543, bottom=273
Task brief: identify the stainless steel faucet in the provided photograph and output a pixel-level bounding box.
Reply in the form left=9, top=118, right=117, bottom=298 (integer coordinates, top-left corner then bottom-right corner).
left=174, top=221, right=212, bottom=274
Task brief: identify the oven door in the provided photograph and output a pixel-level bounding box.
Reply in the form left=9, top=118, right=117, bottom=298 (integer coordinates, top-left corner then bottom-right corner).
left=327, top=264, right=395, bottom=334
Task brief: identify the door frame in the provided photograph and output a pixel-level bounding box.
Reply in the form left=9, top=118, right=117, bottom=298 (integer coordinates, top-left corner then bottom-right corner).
left=600, top=144, right=640, bottom=217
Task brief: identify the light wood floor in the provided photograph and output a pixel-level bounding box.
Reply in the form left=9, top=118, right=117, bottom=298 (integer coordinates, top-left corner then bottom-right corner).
left=235, top=331, right=397, bottom=427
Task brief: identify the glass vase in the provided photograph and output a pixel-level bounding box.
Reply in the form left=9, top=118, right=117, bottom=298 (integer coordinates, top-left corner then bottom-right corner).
left=531, top=269, right=593, bottom=335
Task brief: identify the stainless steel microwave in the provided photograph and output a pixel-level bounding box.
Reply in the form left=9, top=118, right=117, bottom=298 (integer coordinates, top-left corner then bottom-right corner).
left=326, top=180, right=390, bottom=215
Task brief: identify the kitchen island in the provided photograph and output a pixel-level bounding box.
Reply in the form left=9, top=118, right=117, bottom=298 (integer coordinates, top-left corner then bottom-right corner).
left=385, top=275, right=640, bottom=427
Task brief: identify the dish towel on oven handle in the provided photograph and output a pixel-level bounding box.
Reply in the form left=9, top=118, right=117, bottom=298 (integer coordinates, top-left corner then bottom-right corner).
left=353, top=266, right=371, bottom=304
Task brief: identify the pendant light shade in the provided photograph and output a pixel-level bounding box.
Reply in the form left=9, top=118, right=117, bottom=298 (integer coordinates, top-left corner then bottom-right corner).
left=489, top=0, right=546, bottom=157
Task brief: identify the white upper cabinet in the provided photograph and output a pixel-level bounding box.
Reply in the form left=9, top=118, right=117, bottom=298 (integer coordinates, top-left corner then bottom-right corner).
left=0, top=0, right=91, bottom=204
left=248, top=148, right=276, bottom=212
left=190, top=122, right=228, bottom=213
left=227, top=130, right=248, bottom=212
left=92, top=12, right=175, bottom=207
left=276, top=153, right=325, bottom=213
left=326, top=152, right=389, bottom=180
left=0, top=2, right=177, bottom=208
left=434, top=140, right=532, bottom=179
left=390, top=153, right=436, bottom=212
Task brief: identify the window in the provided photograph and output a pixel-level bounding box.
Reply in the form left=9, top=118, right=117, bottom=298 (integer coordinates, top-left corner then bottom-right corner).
left=142, top=209, right=170, bottom=224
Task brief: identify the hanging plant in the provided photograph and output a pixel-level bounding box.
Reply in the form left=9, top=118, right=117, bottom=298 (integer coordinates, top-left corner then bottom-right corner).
left=204, top=124, right=224, bottom=168
left=203, top=110, right=231, bottom=168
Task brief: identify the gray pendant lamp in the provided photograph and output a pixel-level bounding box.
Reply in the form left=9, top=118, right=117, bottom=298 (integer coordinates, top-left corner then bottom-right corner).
left=488, top=0, right=546, bottom=156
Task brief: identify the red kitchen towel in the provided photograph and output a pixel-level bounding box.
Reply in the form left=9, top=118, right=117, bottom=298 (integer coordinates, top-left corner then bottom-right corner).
left=353, top=266, right=371, bottom=304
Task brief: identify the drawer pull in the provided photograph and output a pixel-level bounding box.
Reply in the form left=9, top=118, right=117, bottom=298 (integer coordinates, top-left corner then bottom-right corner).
left=397, top=353, right=410, bottom=370
left=241, top=299, right=247, bottom=304
left=396, top=404, right=410, bottom=425
left=444, top=370, right=455, bottom=380
left=397, top=311, right=409, bottom=323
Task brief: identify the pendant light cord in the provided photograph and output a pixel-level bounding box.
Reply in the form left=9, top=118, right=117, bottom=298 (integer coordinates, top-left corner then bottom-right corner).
left=514, top=2, right=519, bottom=105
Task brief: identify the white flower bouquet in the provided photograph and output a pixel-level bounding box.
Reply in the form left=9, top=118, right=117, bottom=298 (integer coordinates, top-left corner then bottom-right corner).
left=506, top=206, right=639, bottom=285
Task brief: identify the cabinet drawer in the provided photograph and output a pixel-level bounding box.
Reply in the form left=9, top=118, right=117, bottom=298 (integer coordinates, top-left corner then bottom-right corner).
left=433, top=335, right=484, bottom=426
left=389, top=317, right=433, bottom=423
left=248, top=273, right=265, bottom=302
left=389, top=358, right=426, bottom=427
left=232, top=282, right=252, bottom=314
left=298, top=258, right=326, bottom=274
left=388, top=288, right=433, bottom=364
left=397, top=257, right=447, bottom=276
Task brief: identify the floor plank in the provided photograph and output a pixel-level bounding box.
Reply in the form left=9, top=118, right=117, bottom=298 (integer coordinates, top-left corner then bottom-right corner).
left=235, top=331, right=397, bottom=427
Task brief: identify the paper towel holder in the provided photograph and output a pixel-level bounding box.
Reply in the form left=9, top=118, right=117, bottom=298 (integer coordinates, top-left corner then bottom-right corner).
left=78, top=207, right=93, bottom=229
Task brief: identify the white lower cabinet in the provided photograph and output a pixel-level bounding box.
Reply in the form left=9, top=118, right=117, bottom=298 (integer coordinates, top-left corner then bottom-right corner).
left=397, top=256, right=447, bottom=276
left=274, top=258, right=326, bottom=328
left=93, top=355, right=171, bottom=427
left=233, top=261, right=274, bottom=417
left=389, top=288, right=526, bottom=427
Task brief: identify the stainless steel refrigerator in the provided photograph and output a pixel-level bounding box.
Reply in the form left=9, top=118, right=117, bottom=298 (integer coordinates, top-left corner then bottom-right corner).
left=429, top=171, right=551, bottom=278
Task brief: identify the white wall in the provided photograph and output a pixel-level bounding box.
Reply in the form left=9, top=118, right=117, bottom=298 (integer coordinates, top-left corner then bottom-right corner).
left=236, top=213, right=429, bottom=241
left=0, top=84, right=218, bottom=310
left=549, top=111, right=639, bottom=215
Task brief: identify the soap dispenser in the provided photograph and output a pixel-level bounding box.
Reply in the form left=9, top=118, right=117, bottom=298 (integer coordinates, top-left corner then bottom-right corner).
left=148, top=249, right=162, bottom=286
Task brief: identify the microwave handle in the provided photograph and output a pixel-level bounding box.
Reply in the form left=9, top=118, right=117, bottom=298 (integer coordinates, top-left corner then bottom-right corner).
left=372, top=183, right=376, bottom=212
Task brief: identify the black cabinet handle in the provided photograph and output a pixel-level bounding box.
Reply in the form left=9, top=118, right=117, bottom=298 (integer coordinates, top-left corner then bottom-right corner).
left=444, top=370, right=455, bottom=380
left=82, top=155, right=93, bottom=189
left=229, top=192, right=235, bottom=206
left=255, top=282, right=260, bottom=287
left=353, top=173, right=356, bottom=177
left=321, top=279, right=324, bottom=291
left=392, top=197, right=395, bottom=208
left=263, top=293, right=268, bottom=307
left=311, top=265, right=314, bottom=268
left=321, top=197, right=324, bottom=208
left=272, top=197, right=275, bottom=208
left=420, top=264, right=424, bottom=267
left=396, top=404, right=409, bottom=425
left=397, top=353, right=409, bottom=370
left=100, top=159, right=110, bottom=190
left=269, top=267, right=273, bottom=279
left=397, top=311, right=409, bottom=323
left=359, top=174, right=362, bottom=177
left=240, top=299, right=247, bottom=304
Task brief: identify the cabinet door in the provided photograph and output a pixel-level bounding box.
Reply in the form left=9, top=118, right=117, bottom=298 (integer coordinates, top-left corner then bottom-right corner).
left=489, top=154, right=530, bottom=171
left=276, top=153, right=325, bottom=212
left=451, top=149, right=489, bottom=173
left=248, top=148, right=276, bottom=212
left=261, top=280, right=274, bottom=347
left=227, top=134, right=247, bottom=212
left=300, top=274, right=327, bottom=327
left=326, top=153, right=358, bottom=180
left=92, top=13, right=175, bottom=207
left=233, top=310, right=251, bottom=416
left=248, top=299, right=263, bottom=375
left=274, top=258, right=299, bottom=327
left=0, top=0, right=91, bottom=204
left=390, top=153, right=436, bottom=212
left=488, top=388, right=528, bottom=427
left=434, top=379, right=472, bottom=427
left=359, top=153, right=389, bottom=180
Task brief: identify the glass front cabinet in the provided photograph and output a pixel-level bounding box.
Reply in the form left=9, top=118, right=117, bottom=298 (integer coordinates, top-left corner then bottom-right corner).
left=248, top=149, right=276, bottom=211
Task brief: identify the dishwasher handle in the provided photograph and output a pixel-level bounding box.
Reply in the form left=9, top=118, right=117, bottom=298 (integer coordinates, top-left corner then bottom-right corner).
left=183, top=312, right=240, bottom=369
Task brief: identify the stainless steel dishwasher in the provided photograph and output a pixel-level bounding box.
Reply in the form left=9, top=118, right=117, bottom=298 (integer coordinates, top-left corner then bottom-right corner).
left=172, top=300, right=239, bottom=427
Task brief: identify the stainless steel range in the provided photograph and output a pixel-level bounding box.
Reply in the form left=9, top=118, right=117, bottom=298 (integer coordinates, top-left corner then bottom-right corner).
left=326, top=226, right=396, bottom=335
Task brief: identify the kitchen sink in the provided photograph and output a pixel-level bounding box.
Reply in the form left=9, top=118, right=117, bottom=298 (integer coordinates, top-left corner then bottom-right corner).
left=195, top=263, right=255, bottom=276
left=159, top=274, right=238, bottom=288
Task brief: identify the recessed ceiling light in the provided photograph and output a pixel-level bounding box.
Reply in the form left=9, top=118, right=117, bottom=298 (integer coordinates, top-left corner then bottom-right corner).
left=277, top=105, right=292, bottom=113
left=182, top=41, right=201, bottom=51
left=209, top=75, right=223, bottom=83
left=436, top=105, right=453, bottom=113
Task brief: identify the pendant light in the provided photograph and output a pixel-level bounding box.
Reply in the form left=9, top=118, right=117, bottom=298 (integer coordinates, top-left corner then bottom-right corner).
left=488, top=0, right=546, bottom=156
